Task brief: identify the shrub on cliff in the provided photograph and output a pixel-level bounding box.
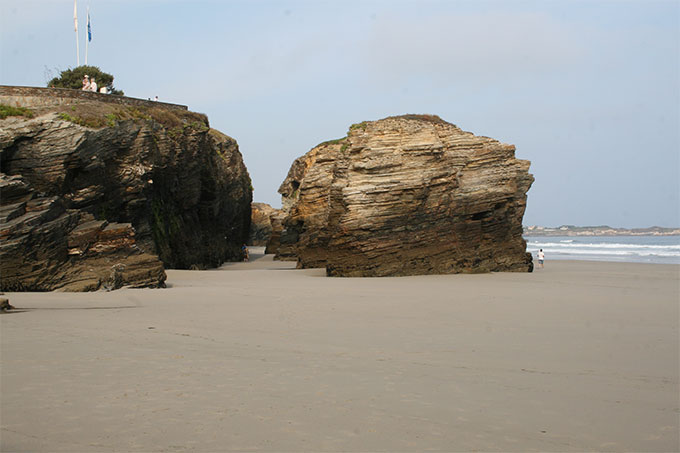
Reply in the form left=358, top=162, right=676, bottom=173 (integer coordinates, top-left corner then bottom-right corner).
left=47, top=65, right=123, bottom=95
left=0, top=104, right=34, bottom=119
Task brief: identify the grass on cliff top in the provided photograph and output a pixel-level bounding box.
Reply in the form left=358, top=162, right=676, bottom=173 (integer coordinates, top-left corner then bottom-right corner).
left=208, top=128, right=236, bottom=143
left=349, top=121, right=369, bottom=132
left=318, top=137, right=347, bottom=146
left=388, top=114, right=456, bottom=127
left=0, top=104, right=35, bottom=119
left=54, top=103, right=209, bottom=131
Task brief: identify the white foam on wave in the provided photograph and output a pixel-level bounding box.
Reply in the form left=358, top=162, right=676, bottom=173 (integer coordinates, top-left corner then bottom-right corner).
left=525, top=237, right=680, bottom=262
left=537, top=249, right=680, bottom=257
left=528, top=241, right=680, bottom=250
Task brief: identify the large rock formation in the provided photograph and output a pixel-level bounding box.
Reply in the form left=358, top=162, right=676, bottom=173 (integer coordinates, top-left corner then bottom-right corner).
left=276, top=115, right=534, bottom=276
left=1, top=88, right=252, bottom=290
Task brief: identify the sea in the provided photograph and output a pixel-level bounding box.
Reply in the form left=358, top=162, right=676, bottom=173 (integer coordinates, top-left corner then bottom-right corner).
left=524, top=235, right=680, bottom=265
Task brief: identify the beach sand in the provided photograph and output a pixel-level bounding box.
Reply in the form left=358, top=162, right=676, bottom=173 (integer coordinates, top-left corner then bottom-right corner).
left=1, top=248, right=678, bottom=452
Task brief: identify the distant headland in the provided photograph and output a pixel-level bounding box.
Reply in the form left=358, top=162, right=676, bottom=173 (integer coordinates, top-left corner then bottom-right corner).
left=524, top=225, right=680, bottom=236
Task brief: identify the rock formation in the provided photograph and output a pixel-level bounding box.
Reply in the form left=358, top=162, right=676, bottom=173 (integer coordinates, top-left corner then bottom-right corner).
left=276, top=114, right=534, bottom=276
left=1, top=173, right=166, bottom=291
left=1, top=88, right=252, bottom=290
left=0, top=294, right=14, bottom=311
left=264, top=209, right=286, bottom=255
left=274, top=141, right=341, bottom=264
left=249, top=202, right=280, bottom=246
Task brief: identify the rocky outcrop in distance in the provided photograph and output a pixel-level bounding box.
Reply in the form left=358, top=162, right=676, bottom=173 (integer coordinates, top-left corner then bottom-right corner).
left=264, top=208, right=286, bottom=255
left=249, top=202, right=282, bottom=246
left=1, top=88, right=252, bottom=291
left=274, top=114, right=534, bottom=276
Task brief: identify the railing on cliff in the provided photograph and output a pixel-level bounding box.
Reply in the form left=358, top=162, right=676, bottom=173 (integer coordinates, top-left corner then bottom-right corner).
left=0, top=85, right=188, bottom=111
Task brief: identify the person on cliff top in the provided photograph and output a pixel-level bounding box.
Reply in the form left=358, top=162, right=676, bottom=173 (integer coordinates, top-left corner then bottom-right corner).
left=537, top=249, right=545, bottom=268
left=89, top=78, right=98, bottom=93
left=82, top=75, right=90, bottom=91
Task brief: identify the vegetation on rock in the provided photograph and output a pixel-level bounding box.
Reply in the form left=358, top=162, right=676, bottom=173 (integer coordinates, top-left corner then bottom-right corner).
left=47, top=65, right=124, bottom=95
left=54, top=103, right=209, bottom=132
left=0, top=104, right=34, bottom=119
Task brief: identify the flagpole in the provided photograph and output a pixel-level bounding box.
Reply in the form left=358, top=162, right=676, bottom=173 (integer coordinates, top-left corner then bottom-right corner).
left=74, top=0, right=80, bottom=66
left=85, top=6, right=89, bottom=65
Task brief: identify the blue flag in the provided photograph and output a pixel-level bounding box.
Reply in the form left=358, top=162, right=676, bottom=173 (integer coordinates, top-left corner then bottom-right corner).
left=87, top=12, right=91, bottom=42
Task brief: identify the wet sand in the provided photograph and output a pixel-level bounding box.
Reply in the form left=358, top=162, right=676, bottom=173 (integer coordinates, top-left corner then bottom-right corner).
left=1, top=248, right=678, bottom=452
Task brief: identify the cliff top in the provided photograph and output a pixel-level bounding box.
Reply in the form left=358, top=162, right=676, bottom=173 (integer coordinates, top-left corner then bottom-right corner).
left=385, top=113, right=456, bottom=127
left=315, top=114, right=461, bottom=149
left=0, top=85, right=209, bottom=131
left=1, top=98, right=208, bottom=134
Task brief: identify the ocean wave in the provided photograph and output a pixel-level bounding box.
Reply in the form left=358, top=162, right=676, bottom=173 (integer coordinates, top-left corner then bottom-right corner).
left=531, top=249, right=680, bottom=257
left=527, top=242, right=680, bottom=250
left=524, top=236, right=680, bottom=263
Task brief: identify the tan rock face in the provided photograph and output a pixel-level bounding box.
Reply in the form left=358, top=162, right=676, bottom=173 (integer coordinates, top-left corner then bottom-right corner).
left=277, top=115, right=534, bottom=276
left=275, top=142, right=341, bottom=264
left=249, top=202, right=281, bottom=246
left=264, top=209, right=286, bottom=255
left=0, top=96, right=252, bottom=290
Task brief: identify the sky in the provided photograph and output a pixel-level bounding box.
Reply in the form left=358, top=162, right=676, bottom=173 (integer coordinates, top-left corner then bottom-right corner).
left=1, top=0, right=678, bottom=228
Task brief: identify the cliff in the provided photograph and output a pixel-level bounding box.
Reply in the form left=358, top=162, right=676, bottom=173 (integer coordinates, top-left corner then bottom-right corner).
left=276, top=115, right=534, bottom=276
left=0, top=87, right=252, bottom=291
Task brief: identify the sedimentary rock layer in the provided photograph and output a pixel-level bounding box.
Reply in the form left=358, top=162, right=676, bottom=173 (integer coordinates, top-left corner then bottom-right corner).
left=275, top=141, right=341, bottom=265
left=277, top=115, right=534, bottom=276
left=0, top=93, right=252, bottom=290
left=0, top=174, right=165, bottom=291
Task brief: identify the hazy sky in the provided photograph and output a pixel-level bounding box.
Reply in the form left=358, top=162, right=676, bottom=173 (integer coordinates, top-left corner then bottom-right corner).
left=1, top=0, right=678, bottom=228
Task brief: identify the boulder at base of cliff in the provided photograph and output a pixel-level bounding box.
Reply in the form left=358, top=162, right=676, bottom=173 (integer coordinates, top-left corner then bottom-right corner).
left=277, top=114, right=534, bottom=277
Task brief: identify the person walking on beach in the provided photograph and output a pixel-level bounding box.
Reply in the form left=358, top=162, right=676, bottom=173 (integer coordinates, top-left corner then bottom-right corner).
left=537, top=249, right=545, bottom=268
left=242, top=244, right=249, bottom=262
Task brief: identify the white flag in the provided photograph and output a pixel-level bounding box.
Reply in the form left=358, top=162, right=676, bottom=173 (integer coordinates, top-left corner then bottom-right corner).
left=74, top=0, right=78, bottom=32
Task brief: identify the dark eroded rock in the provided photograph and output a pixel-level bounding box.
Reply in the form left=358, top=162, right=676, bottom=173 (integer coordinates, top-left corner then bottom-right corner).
left=1, top=92, right=252, bottom=290
left=0, top=174, right=166, bottom=291
left=0, top=296, right=14, bottom=311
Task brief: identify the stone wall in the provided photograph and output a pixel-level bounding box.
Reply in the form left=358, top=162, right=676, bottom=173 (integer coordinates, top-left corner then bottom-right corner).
left=0, top=85, right=188, bottom=112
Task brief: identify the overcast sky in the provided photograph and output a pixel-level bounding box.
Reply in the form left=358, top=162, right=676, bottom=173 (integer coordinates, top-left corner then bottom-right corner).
left=1, top=0, right=678, bottom=228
